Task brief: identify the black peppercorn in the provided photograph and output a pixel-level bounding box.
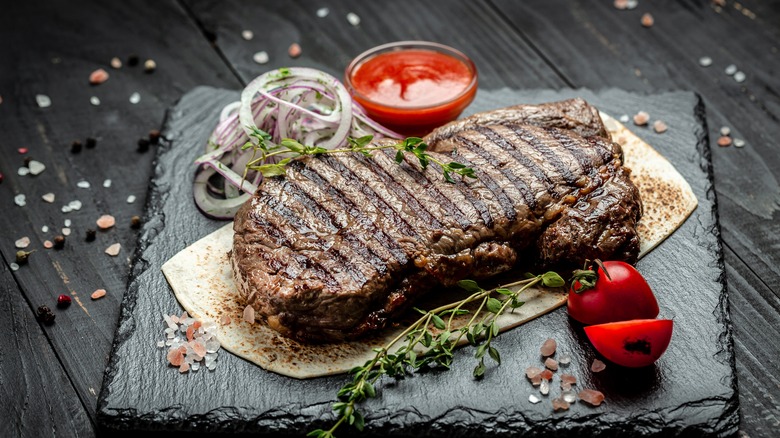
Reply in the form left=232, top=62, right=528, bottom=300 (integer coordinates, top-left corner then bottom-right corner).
left=86, top=137, right=97, bottom=149
left=127, top=54, right=139, bottom=66
left=137, top=138, right=150, bottom=153
left=130, top=215, right=142, bottom=229
left=24, top=156, right=33, bottom=166
left=85, top=229, right=96, bottom=242
left=71, top=140, right=83, bottom=153
left=36, top=305, right=56, bottom=325
left=148, top=129, right=161, bottom=144
left=53, top=235, right=65, bottom=249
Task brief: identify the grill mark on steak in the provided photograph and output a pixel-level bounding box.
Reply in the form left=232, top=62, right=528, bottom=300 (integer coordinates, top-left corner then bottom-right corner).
left=289, top=160, right=409, bottom=264
left=454, top=135, right=519, bottom=221
left=507, top=125, right=579, bottom=185
left=458, top=131, right=538, bottom=210
left=474, top=126, right=561, bottom=200
left=278, top=175, right=391, bottom=275
left=547, top=127, right=601, bottom=173
left=247, top=205, right=340, bottom=288
left=376, top=149, right=474, bottom=229
left=261, top=187, right=369, bottom=286
left=585, top=136, right=620, bottom=163
left=318, top=155, right=423, bottom=241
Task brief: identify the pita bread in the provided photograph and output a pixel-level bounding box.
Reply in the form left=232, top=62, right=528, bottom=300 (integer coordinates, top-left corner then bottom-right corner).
left=162, top=113, right=696, bottom=379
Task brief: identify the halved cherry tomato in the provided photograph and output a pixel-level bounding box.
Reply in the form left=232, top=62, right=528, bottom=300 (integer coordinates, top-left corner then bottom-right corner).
left=584, top=319, right=673, bottom=368
left=567, top=261, right=659, bottom=325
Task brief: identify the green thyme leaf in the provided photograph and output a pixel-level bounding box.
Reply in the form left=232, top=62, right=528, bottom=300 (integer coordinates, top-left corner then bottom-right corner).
left=541, top=271, right=566, bottom=288
left=486, top=297, right=502, bottom=314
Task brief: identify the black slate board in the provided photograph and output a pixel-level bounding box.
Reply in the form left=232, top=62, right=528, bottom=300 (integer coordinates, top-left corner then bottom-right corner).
left=98, top=87, right=738, bottom=437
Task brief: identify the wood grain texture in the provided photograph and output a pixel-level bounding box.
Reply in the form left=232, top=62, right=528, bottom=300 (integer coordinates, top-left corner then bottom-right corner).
left=98, top=87, right=737, bottom=437
left=0, top=262, right=94, bottom=438
left=182, top=0, right=567, bottom=89
left=486, top=1, right=780, bottom=436
left=0, top=0, right=240, bottom=428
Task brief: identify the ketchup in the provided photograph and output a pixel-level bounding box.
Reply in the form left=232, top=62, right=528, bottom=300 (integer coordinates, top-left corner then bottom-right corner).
left=346, top=46, right=477, bottom=136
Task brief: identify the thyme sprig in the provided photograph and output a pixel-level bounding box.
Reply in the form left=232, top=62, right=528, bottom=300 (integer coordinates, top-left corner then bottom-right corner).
left=308, top=271, right=565, bottom=438
left=241, top=128, right=476, bottom=183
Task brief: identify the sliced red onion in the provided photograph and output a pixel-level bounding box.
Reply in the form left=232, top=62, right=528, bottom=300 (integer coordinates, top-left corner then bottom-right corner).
left=194, top=67, right=401, bottom=220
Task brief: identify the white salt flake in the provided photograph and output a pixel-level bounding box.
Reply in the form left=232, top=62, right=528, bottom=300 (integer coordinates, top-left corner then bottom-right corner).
left=725, top=64, right=737, bottom=75
left=157, top=341, right=165, bottom=348
left=28, top=160, right=46, bottom=175
left=734, top=138, right=745, bottom=148
left=625, top=0, right=638, bottom=9
left=562, top=390, right=577, bottom=403
left=61, top=206, right=72, bottom=213
left=15, top=237, right=31, bottom=249
left=41, top=225, right=49, bottom=233
left=241, top=29, right=254, bottom=40
left=35, top=94, right=52, bottom=108
left=734, top=71, right=746, bottom=83
left=77, top=180, right=91, bottom=189
left=698, top=56, right=713, bottom=67
left=105, top=243, right=121, bottom=256
left=64, top=219, right=72, bottom=227
left=103, top=179, right=112, bottom=188
left=129, top=92, right=141, bottom=104
left=18, top=167, right=30, bottom=176
left=253, top=51, right=269, bottom=65
left=528, top=394, right=541, bottom=404
left=316, top=7, right=329, bottom=17
left=10, top=263, right=20, bottom=271
left=14, top=194, right=27, bottom=207
left=68, top=200, right=82, bottom=210
left=42, top=193, right=55, bottom=203
left=558, top=354, right=572, bottom=365
left=540, top=379, right=550, bottom=395
left=346, top=12, right=361, bottom=26
left=90, top=96, right=101, bottom=106
left=62, top=227, right=71, bottom=236
left=619, top=114, right=629, bottom=123
left=126, top=195, right=137, bottom=204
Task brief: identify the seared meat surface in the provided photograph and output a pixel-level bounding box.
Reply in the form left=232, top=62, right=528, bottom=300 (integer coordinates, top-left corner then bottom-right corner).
left=231, top=99, right=642, bottom=342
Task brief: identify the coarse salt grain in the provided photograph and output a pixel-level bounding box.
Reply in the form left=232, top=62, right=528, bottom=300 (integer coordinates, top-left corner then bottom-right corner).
left=10, top=263, right=20, bottom=271
left=253, top=51, right=269, bottom=64
left=18, top=147, right=28, bottom=154
left=36, top=94, right=52, bottom=108
left=734, top=138, right=745, bottom=148
left=69, top=200, right=82, bottom=210
left=105, top=243, right=121, bottom=256
left=110, top=57, right=122, bottom=69
left=89, top=68, right=110, bottom=85
left=540, top=338, right=557, bottom=356
left=126, top=195, right=136, bottom=203
left=243, top=305, right=255, bottom=323
left=28, top=160, right=46, bottom=175
left=346, top=12, right=361, bottom=26
left=90, top=96, right=101, bottom=106
left=42, top=193, right=55, bottom=203
left=619, top=114, right=629, bottom=123
left=77, top=180, right=91, bottom=189
left=558, top=353, right=571, bottom=365
left=220, top=314, right=232, bottom=325
left=14, top=194, right=26, bottom=207
left=698, top=56, right=713, bottom=67
left=129, top=92, right=141, bottom=104
left=544, top=357, right=559, bottom=371
left=540, top=379, right=550, bottom=395
left=633, top=111, right=649, bottom=126
left=288, top=43, right=302, bottom=58
left=653, top=120, right=668, bottom=133
left=42, top=225, right=49, bottom=232
left=734, top=71, right=746, bottom=83
left=526, top=366, right=543, bottom=379
left=97, top=214, right=116, bottom=229
left=43, top=240, right=53, bottom=249
left=18, top=167, right=30, bottom=176
left=64, top=219, right=72, bottom=227
left=91, top=289, right=107, bottom=300
left=613, top=0, right=627, bottom=9
left=15, top=237, right=31, bottom=249
left=562, top=390, right=577, bottom=403
left=540, top=369, right=554, bottom=380
left=62, top=227, right=71, bottom=236
left=591, top=359, right=607, bottom=372
left=725, top=64, right=737, bottom=75
left=529, top=394, right=541, bottom=404
left=316, top=7, right=329, bottom=17
left=241, top=29, right=254, bottom=40
left=720, top=126, right=731, bottom=136
left=579, top=389, right=605, bottom=406
left=717, top=136, right=732, bottom=147
left=103, top=179, right=112, bottom=188
left=552, top=397, right=570, bottom=411
left=640, top=13, right=654, bottom=27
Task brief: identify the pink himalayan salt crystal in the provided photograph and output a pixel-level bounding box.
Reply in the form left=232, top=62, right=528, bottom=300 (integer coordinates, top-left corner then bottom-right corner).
left=544, top=357, right=559, bottom=371
left=96, top=214, right=116, bottom=229
left=192, top=320, right=202, bottom=330
left=220, top=314, right=232, bottom=325
left=540, top=338, right=557, bottom=356
left=186, top=325, right=195, bottom=342
left=105, top=243, right=121, bottom=256
left=91, top=289, right=107, bottom=300
left=561, top=374, right=577, bottom=386
left=552, top=397, right=570, bottom=412
left=530, top=375, right=542, bottom=386
left=170, top=315, right=180, bottom=324
left=167, top=346, right=185, bottom=367
left=89, top=68, right=109, bottom=85
left=633, top=111, right=649, bottom=126
left=653, top=120, right=668, bottom=133
left=288, top=43, right=302, bottom=58
left=591, top=359, right=607, bottom=373
left=243, top=305, right=255, bottom=323
left=579, top=389, right=606, bottom=406
left=179, top=362, right=190, bottom=373
left=192, top=340, right=207, bottom=358
left=525, top=366, right=543, bottom=379
left=43, top=240, right=54, bottom=249
left=540, top=369, right=554, bottom=380
left=180, top=310, right=189, bottom=321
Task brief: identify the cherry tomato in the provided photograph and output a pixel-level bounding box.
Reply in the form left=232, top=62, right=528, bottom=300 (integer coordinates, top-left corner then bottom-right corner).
left=584, top=319, right=673, bottom=368
left=567, top=261, right=659, bottom=325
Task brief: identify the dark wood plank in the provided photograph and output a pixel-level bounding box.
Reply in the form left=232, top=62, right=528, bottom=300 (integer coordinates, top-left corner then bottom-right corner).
left=0, top=0, right=241, bottom=424
left=182, top=0, right=566, bottom=89
left=487, top=1, right=780, bottom=436
left=0, top=262, right=94, bottom=438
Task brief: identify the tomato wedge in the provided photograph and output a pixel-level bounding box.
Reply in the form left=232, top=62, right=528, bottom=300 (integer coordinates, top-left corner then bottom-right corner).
left=584, top=319, right=673, bottom=368
left=568, top=261, right=659, bottom=325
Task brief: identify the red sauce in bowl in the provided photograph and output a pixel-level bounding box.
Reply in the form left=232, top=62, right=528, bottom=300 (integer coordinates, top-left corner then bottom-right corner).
left=345, top=42, right=478, bottom=137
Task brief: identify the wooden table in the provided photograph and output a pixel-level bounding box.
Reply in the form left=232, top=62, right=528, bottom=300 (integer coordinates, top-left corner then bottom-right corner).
left=1, top=1, right=777, bottom=436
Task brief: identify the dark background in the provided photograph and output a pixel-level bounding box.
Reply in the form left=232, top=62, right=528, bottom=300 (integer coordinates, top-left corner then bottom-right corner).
left=0, top=1, right=778, bottom=437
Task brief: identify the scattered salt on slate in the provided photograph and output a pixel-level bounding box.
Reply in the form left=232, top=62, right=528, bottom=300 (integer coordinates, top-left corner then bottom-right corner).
left=14, top=194, right=26, bottom=207
left=633, top=111, right=649, bottom=126
left=529, top=394, right=541, bottom=404
left=130, top=92, right=141, bottom=104
left=699, top=56, right=713, bottom=67
left=253, top=51, right=269, bottom=65
left=97, top=215, right=116, bottom=229
left=15, top=237, right=30, bottom=249
left=734, top=71, right=746, bottom=83
left=110, top=57, right=122, bottom=69
left=90, top=96, right=101, bottom=106
left=77, top=180, right=91, bottom=189
left=160, top=312, right=221, bottom=373
left=92, top=289, right=107, bottom=300
left=720, top=126, right=731, bottom=136
left=540, top=379, right=550, bottom=395
left=36, top=94, right=51, bottom=108
left=725, top=64, right=737, bottom=75
left=540, top=338, right=557, bottom=356
left=579, top=389, right=605, bottom=406
left=734, top=138, right=745, bottom=148
left=346, top=12, right=361, bottom=26
left=591, top=359, right=606, bottom=372
left=144, top=59, right=156, bottom=73
left=288, top=43, right=301, bottom=58
left=316, top=7, right=329, bottom=17
left=103, top=179, right=112, bottom=188
left=28, top=160, right=46, bottom=175
left=127, top=195, right=137, bottom=203
left=241, top=30, right=253, bottom=41
left=105, top=243, right=121, bottom=256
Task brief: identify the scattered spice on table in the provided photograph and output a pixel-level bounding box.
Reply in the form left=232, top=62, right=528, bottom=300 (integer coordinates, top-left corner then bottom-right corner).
left=105, top=243, right=121, bottom=256
left=71, top=140, right=83, bottom=153
left=633, top=111, right=649, bottom=126
left=36, top=305, right=56, bottom=325
left=53, top=235, right=66, bottom=249
left=288, top=43, right=302, bottom=58
left=91, top=289, right=107, bottom=300
left=160, top=312, right=222, bottom=372
left=346, top=12, right=361, bottom=26
left=653, top=120, right=668, bottom=133
left=89, top=68, right=109, bottom=85
left=97, top=214, right=116, bottom=229
left=85, top=229, right=96, bottom=242
left=717, top=136, right=732, bottom=147
left=253, top=51, right=269, bottom=65
left=16, top=250, right=32, bottom=265
left=57, top=294, right=72, bottom=308
left=86, top=137, right=97, bottom=149
left=641, top=13, right=654, bottom=28
left=130, top=215, right=142, bottom=229
left=127, top=54, right=139, bottom=66
left=110, top=57, right=122, bottom=69
left=144, top=59, right=156, bottom=73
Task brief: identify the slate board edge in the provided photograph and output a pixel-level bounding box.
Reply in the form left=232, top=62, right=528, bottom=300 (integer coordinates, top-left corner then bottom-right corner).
left=96, top=86, right=739, bottom=437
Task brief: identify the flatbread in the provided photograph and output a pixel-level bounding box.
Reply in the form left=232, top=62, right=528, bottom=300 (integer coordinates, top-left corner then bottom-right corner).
left=161, top=113, right=696, bottom=379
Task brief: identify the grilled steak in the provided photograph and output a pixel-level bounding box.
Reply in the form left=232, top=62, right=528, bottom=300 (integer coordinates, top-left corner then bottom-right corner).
left=231, top=99, right=642, bottom=342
